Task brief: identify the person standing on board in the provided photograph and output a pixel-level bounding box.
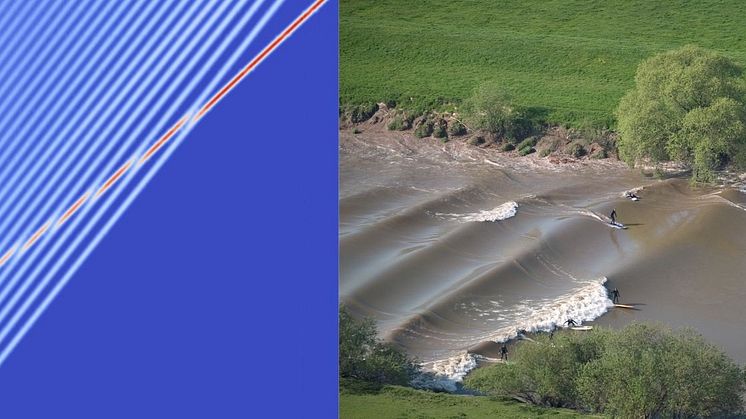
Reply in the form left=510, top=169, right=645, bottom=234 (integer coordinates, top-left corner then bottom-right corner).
left=611, top=288, right=620, bottom=304
left=500, top=345, right=508, bottom=361
left=610, top=209, right=617, bottom=224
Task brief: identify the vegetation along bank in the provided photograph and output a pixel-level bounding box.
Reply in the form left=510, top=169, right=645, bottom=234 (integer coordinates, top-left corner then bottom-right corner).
left=341, top=1, right=746, bottom=181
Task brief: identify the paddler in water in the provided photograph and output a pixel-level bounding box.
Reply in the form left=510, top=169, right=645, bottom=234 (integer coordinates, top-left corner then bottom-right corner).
left=564, top=319, right=577, bottom=327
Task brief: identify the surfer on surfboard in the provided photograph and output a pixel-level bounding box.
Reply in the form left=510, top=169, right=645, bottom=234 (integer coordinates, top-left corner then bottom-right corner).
left=611, top=288, right=620, bottom=303
left=610, top=209, right=617, bottom=225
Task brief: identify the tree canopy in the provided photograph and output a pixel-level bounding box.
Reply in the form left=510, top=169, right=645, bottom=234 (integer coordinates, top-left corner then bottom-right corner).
left=339, top=305, right=419, bottom=386
left=616, top=45, right=746, bottom=181
left=464, top=324, right=745, bottom=417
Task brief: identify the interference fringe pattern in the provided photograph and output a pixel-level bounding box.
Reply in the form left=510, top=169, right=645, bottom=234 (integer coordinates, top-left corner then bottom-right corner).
left=0, top=0, right=326, bottom=269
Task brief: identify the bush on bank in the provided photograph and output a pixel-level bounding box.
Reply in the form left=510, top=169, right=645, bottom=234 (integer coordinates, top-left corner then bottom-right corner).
left=339, top=305, right=420, bottom=386
left=463, top=323, right=745, bottom=417
left=462, top=82, right=539, bottom=142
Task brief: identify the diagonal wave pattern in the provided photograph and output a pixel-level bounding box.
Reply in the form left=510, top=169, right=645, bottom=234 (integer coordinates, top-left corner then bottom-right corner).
left=0, top=0, right=327, bottom=367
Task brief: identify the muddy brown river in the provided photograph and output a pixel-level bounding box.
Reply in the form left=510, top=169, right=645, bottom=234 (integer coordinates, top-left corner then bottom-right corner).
left=340, top=128, right=746, bottom=387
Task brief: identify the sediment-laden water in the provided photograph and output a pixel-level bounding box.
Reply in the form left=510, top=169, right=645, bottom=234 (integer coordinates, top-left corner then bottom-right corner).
left=339, top=128, right=746, bottom=387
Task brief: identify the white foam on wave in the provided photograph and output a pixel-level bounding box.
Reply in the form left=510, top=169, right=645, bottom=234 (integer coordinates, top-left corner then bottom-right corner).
left=437, top=201, right=518, bottom=223
left=413, top=278, right=613, bottom=391
left=621, top=186, right=644, bottom=197
left=413, top=352, right=480, bottom=392
left=579, top=209, right=606, bottom=223
left=484, top=158, right=502, bottom=167
left=466, top=277, right=613, bottom=344
left=499, top=278, right=613, bottom=335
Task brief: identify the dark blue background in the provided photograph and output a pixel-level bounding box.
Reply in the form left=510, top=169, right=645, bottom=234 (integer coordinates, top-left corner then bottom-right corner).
left=0, top=2, right=338, bottom=417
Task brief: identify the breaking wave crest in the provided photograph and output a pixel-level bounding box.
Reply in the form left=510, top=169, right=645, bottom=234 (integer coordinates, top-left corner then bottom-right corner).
left=413, top=278, right=612, bottom=390
left=437, top=201, right=518, bottom=223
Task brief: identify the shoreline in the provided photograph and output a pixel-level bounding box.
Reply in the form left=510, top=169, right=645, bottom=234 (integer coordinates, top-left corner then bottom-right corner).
left=341, top=104, right=746, bottom=189
left=341, top=103, right=622, bottom=164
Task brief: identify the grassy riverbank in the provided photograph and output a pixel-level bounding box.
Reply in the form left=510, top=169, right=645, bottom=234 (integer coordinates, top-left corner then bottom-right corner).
left=339, top=379, right=595, bottom=419
left=341, top=0, right=746, bottom=126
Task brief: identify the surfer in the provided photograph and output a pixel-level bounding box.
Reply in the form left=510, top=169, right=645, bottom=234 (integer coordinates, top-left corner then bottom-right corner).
left=611, top=288, right=620, bottom=303
left=564, top=319, right=577, bottom=327
left=610, top=209, right=617, bottom=224
left=500, top=345, right=508, bottom=361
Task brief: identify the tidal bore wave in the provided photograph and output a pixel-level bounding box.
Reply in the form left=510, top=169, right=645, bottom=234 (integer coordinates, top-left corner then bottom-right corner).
left=340, top=130, right=746, bottom=388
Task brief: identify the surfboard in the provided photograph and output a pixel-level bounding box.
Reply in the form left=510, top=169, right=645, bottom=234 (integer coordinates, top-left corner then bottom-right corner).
left=570, top=326, right=593, bottom=331
left=609, top=222, right=626, bottom=229
left=629, top=197, right=639, bottom=201
left=614, top=304, right=636, bottom=309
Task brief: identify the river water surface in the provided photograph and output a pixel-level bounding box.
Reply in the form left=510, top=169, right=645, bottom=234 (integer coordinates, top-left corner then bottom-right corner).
left=339, top=129, right=746, bottom=385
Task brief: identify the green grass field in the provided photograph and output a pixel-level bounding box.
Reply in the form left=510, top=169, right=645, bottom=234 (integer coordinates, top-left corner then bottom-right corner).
left=341, top=0, right=746, bottom=126
left=339, top=381, right=594, bottom=419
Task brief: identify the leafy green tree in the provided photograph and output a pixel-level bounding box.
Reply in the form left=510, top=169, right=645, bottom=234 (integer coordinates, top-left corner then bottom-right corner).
left=617, top=45, right=746, bottom=181
left=339, top=305, right=419, bottom=386
left=465, top=323, right=745, bottom=417
left=339, top=305, right=377, bottom=379
left=577, top=324, right=674, bottom=417
left=465, top=331, right=609, bottom=408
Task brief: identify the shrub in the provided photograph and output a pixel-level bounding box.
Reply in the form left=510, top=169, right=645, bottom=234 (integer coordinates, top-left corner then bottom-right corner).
left=433, top=124, right=447, bottom=139
left=345, top=102, right=379, bottom=123
left=462, top=82, right=537, bottom=141
left=339, top=305, right=419, bottom=386
left=575, top=118, right=608, bottom=143
left=352, top=127, right=361, bottom=134
left=591, top=149, right=607, bottom=159
left=414, top=121, right=434, bottom=138
left=464, top=324, right=745, bottom=417
left=517, top=136, right=538, bottom=151
left=469, top=136, right=486, bottom=146
left=567, top=143, right=586, bottom=158
left=539, top=148, right=551, bottom=157
left=447, top=120, right=467, bottom=136
left=501, top=143, right=515, bottom=152
left=388, top=115, right=412, bottom=131
left=616, top=45, right=746, bottom=182
left=519, top=147, right=535, bottom=156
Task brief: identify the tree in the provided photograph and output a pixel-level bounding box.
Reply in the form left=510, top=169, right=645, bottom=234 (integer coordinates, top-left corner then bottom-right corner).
left=338, top=305, right=419, bottom=386
left=464, top=323, right=745, bottom=417
left=616, top=45, right=746, bottom=181
left=464, top=330, right=609, bottom=408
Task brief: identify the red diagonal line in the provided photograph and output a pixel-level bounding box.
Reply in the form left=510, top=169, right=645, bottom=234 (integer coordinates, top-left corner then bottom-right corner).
left=57, top=192, right=91, bottom=227
left=23, top=222, right=51, bottom=251
left=0, top=246, right=17, bottom=267
left=193, top=0, right=327, bottom=122
left=139, top=114, right=189, bottom=165
left=96, top=160, right=133, bottom=198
